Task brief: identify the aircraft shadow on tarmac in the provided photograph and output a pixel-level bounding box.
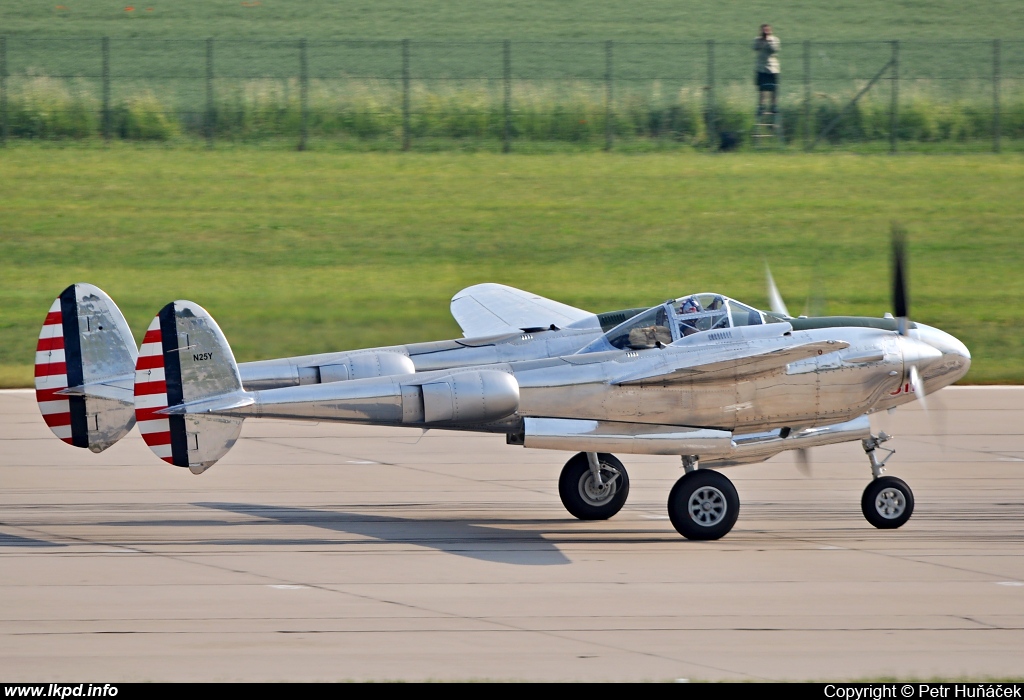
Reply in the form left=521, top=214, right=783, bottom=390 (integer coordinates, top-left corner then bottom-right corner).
left=188, top=502, right=573, bottom=566
left=0, top=533, right=67, bottom=548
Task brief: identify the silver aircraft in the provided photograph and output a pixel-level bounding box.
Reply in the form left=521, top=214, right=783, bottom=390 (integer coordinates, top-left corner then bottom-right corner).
left=34, top=242, right=970, bottom=540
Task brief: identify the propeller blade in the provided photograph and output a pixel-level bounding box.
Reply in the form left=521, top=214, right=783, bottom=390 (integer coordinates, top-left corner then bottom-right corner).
left=909, top=364, right=928, bottom=412
left=804, top=288, right=828, bottom=318
left=892, top=224, right=910, bottom=334
left=795, top=447, right=811, bottom=477
left=930, top=389, right=948, bottom=452
left=765, top=262, right=791, bottom=317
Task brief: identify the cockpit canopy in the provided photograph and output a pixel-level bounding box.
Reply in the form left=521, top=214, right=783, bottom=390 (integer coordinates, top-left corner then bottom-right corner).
left=579, top=293, right=781, bottom=354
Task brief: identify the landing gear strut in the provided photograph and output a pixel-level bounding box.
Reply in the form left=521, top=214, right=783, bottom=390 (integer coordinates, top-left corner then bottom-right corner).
left=860, top=432, right=914, bottom=529
left=558, top=452, right=630, bottom=520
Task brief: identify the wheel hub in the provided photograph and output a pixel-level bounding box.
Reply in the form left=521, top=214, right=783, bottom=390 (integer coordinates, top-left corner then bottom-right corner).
left=580, top=467, right=618, bottom=505
left=874, top=487, right=906, bottom=519
left=688, top=486, right=727, bottom=526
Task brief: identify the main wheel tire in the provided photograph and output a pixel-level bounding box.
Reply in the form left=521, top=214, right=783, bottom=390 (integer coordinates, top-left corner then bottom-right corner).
left=667, top=470, right=740, bottom=541
left=861, top=476, right=914, bottom=529
left=558, top=452, right=629, bottom=520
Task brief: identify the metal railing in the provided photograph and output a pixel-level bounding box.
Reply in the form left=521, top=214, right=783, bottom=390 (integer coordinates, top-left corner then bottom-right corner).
left=0, top=37, right=1021, bottom=151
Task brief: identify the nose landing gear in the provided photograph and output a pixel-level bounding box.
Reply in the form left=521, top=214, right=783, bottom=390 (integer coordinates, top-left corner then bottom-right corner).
left=860, top=432, right=914, bottom=529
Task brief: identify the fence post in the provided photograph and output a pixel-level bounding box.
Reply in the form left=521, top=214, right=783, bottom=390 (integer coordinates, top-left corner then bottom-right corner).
left=0, top=37, right=7, bottom=147
left=604, top=40, right=613, bottom=151
left=706, top=39, right=715, bottom=147
left=205, top=38, right=214, bottom=148
left=299, top=38, right=308, bottom=151
left=890, top=40, right=899, bottom=154
left=402, top=39, right=410, bottom=151
left=503, top=39, right=511, bottom=153
left=993, top=39, right=1001, bottom=154
left=803, top=40, right=811, bottom=151
left=102, top=37, right=110, bottom=141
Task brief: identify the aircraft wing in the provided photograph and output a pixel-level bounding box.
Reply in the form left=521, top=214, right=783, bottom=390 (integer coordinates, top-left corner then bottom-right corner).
left=613, top=340, right=849, bottom=385
left=450, top=283, right=599, bottom=338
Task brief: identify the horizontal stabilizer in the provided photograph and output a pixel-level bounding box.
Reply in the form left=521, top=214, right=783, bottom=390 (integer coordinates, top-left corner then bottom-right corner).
left=613, top=340, right=849, bottom=386
left=35, top=284, right=138, bottom=452
left=158, top=393, right=255, bottom=416
left=450, top=283, right=599, bottom=337
left=56, top=375, right=134, bottom=401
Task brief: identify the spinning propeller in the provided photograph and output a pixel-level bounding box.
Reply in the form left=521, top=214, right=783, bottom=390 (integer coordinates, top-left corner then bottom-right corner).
left=764, top=262, right=790, bottom=318
left=891, top=224, right=927, bottom=411
left=765, top=224, right=930, bottom=477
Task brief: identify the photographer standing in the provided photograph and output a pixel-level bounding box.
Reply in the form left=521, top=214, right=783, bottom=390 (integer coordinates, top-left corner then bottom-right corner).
left=753, top=24, right=780, bottom=115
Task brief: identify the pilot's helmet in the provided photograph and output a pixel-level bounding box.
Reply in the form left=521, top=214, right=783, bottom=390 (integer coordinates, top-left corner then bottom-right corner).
left=679, top=298, right=701, bottom=314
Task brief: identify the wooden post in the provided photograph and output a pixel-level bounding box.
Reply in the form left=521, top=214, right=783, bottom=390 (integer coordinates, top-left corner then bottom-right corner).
left=102, top=37, right=111, bottom=141
left=0, top=37, right=7, bottom=147
left=206, top=38, right=215, bottom=148
left=402, top=39, right=410, bottom=151
left=890, top=40, right=899, bottom=154
left=605, top=40, right=613, bottom=151
left=993, top=39, right=1001, bottom=154
left=803, top=40, right=811, bottom=151
left=706, top=39, right=716, bottom=146
left=299, top=38, right=308, bottom=151
left=503, top=40, right=511, bottom=153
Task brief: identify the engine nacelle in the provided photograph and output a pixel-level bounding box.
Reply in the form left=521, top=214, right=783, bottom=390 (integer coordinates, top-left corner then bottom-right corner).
left=243, top=368, right=519, bottom=427
left=405, top=369, right=520, bottom=424
left=320, top=351, right=415, bottom=383
left=239, top=351, right=415, bottom=391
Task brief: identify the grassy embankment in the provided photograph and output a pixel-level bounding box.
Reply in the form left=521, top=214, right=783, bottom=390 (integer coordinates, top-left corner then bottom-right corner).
left=9, top=76, right=1024, bottom=151
left=0, top=147, right=1020, bottom=386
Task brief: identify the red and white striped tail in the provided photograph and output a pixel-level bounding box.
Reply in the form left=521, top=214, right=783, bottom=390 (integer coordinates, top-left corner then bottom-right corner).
left=35, top=284, right=138, bottom=453
left=135, top=315, right=175, bottom=464
left=134, top=300, right=246, bottom=473
left=35, top=298, right=74, bottom=445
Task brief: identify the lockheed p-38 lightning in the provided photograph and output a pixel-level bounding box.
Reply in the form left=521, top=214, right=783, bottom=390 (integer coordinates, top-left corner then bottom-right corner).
left=33, top=248, right=970, bottom=540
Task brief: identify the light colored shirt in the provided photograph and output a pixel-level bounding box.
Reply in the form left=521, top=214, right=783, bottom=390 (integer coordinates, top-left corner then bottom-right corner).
left=753, top=35, right=780, bottom=74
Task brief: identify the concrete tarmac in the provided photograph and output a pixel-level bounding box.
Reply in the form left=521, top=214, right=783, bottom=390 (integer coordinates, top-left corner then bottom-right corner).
left=1, top=387, right=1023, bottom=682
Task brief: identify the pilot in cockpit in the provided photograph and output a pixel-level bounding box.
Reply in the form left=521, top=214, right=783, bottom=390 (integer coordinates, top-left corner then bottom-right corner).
left=679, top=298, right=700, bottom=314
left=678, top=297, right=702, bottom=336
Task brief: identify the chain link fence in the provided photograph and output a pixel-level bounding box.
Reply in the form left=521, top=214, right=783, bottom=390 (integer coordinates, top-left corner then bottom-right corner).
left=1, top=37, right=1021, bottom=151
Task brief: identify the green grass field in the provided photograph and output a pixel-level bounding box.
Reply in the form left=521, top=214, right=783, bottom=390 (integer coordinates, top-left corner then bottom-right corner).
left=3, top=1, right=1022, bottom=40
left=0, top=146, right=1021, bottom=386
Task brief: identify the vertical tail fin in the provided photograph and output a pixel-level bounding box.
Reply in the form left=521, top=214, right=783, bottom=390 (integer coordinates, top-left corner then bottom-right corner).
left=35, top=284, right=138, bottom=452
left=135, top=300, right=248, bottom=474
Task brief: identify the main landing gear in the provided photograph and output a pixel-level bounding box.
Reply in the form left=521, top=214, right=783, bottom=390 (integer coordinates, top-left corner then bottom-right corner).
left=860, top=432, right=915, bottom=529
left=667, top=463, right=740, bottom=540
left=556, top=434, right=914, bottom=538
left=665, top=456, right=739, bottom=540
left=558, top=452, right=630, bottom=520
left=557, top=452, right=741, bottom=540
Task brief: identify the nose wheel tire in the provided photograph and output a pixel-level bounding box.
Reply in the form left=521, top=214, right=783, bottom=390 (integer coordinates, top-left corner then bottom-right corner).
left=667, top=469, right=740, bottom=541
left=558, top=452, right=630, bottom=520
left=861, top=476, right=914, bottom=529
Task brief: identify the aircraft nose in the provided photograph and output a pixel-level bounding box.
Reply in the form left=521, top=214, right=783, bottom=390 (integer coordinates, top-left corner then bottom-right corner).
left=909, top=324, right=972, bottom=386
